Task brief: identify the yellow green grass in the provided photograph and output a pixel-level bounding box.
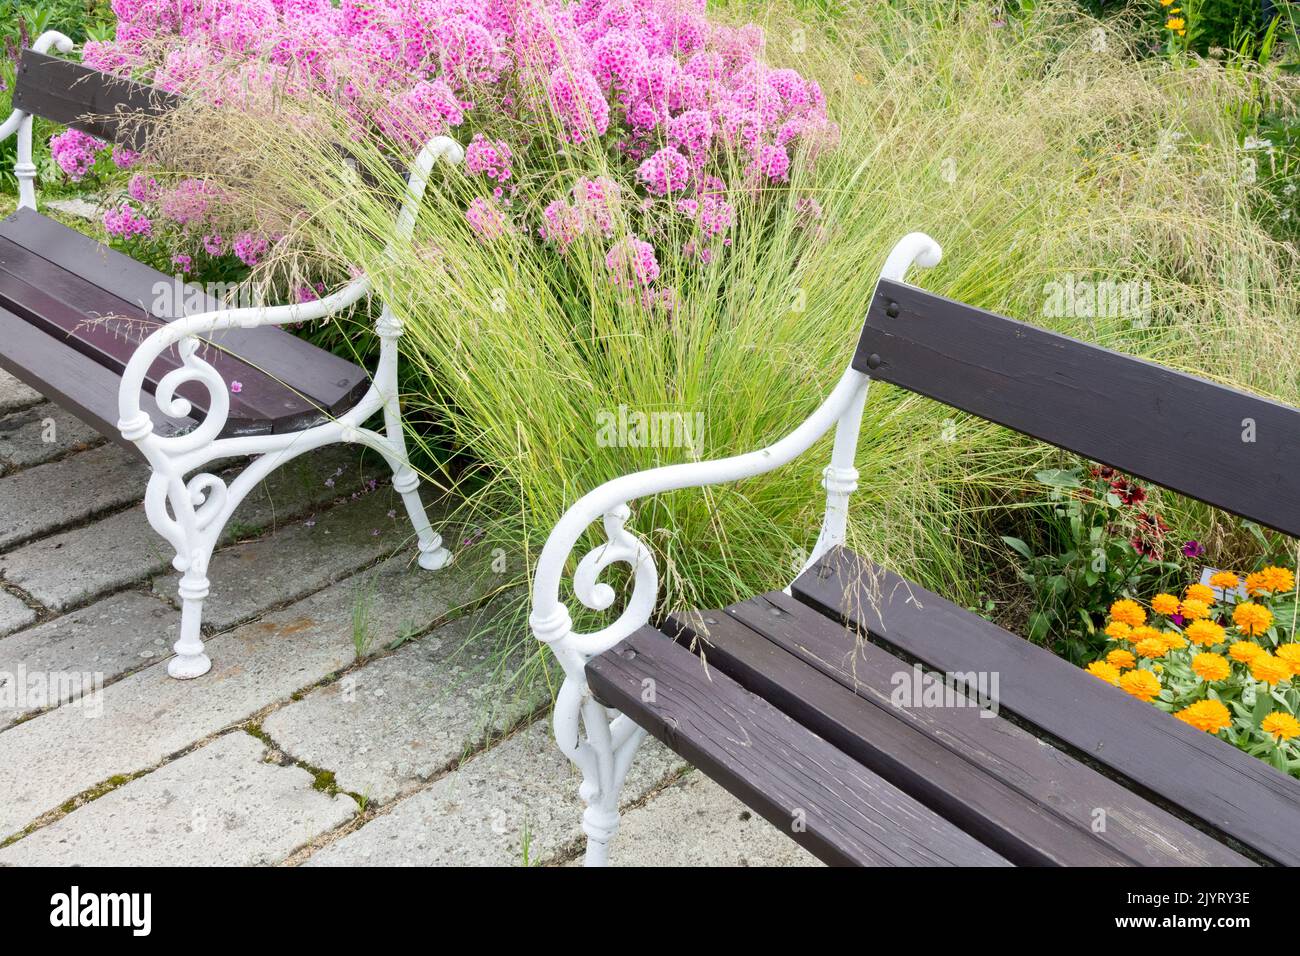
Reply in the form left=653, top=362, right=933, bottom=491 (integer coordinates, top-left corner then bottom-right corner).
left=150, top=0, right=1299, bottom=638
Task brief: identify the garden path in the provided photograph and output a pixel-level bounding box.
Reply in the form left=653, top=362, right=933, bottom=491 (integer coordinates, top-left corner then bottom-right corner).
left=0, top=370, right=813, bottom=866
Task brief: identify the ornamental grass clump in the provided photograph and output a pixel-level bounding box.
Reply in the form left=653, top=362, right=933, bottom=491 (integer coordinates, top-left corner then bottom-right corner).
left=1087, top=566, right=1300, bottom=775
left=125, top=0, right=1298, bottom=635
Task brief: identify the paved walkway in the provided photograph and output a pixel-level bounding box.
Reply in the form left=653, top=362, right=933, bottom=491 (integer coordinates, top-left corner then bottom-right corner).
left=0, top=371, right=813, bottom=866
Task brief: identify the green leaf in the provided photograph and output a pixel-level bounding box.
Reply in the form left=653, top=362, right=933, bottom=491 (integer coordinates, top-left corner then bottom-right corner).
left=1001, top=536, right=1032, bottom=560
left=1035, top=468, right=1081, bottom=489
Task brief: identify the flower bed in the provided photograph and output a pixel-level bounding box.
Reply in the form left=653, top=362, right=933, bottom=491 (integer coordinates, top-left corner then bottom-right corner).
left=1087, top=567, right=1300, bottom=775
left=47, top=0, right=839, bottom=286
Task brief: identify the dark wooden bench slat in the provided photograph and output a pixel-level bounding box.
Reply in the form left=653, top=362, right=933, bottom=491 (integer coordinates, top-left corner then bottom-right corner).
left=588, top=625, right=1012, bottom=867
left=2, top=210, right=372, bottom=419
left=0, top=304, right=196, bottom=447
left=0, top=238, right=292, bottom=436
left=720, top=591, right=1252, bottom=867
left=664, top=606, right=1138, bottom=866
left=793, top=546, right=1300, bottom=865
left=11, top=50, right=179, bottom=152
left=856, top=279, right=1300, bottom=539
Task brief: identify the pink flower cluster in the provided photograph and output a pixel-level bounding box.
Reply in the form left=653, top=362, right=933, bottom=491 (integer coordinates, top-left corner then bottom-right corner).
left=103, top=202, right=153, bottom=239
left=50, top=129, right=106, bottom=181
left=73, top=0, right=837, bottom=292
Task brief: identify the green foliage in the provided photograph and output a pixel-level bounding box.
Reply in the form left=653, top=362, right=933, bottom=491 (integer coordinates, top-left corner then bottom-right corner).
left=0, top=1, right=115, bottom=197
left=1002, top=467, right=1186, bottom=662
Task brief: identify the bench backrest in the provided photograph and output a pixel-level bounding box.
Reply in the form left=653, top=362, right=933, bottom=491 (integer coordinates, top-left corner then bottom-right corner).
left=11, top=50, right=179, bottom=152
left=855, top=279, right=1300, bottom=539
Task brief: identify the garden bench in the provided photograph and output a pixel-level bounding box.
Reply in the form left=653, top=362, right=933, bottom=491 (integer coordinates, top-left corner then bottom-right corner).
left=1, top=32, right=459, bottom=679
left=530, top=233, right=1300, bottom=866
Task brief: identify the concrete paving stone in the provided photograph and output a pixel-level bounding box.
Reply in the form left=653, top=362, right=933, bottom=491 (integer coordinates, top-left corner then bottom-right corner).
left=0, top=445, right=381, bottom=612
left=0, top=444, right=149, bottom=551
left=0, top=731, right=356, bottom=866
left=152, top=486, right=421, bottom=631
left=596, top=771, right=821, bottom=867
left=0, top=590, right=35, bottom=639
left=0, top=549, right=495, bottom=841
left=263, top=601, right=545, bottom=805
left=0, top=592, right=177, bottom=729
left=0, top=370, right=42, bottom=417
left=41, top=197, right=99, bottom=221
left=304, top=719, right=688, bottom=867
left=0, top=404, right=102, bottom=474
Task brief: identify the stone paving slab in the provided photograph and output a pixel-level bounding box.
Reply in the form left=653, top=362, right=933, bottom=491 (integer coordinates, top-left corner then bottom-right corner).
left=0, top=404, right=102, bottom=474
left=0, top=445, right=377, bottom=612
left=0, top=590, right=36, bottom=639
left=0, top=731, right=356, bottom=865
left=152, top=487, right=419, bottom=630
left=0, top=550, right=494, bottom=840
left=0, top=591, right=177, bottom=729
left=263, top=601, right=544, bottom=805
left=596, top=771, right=820, bottom=867
left=305, top=719, right=687, bottom=866
left=0, top=444, right=149, bottom=550
left=0, top=370, right=42, bottom=417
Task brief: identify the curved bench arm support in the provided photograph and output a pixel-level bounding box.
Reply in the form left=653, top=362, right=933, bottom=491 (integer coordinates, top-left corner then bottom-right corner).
left=2, top=31, right=75, bottom=210
left=114, top=135, right=462, bottom=679
left=529, top=231, right=942, bottom=865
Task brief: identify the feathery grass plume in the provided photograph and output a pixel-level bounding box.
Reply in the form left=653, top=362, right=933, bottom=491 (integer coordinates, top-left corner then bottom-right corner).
left=145, top=0, right=1297, bottom=649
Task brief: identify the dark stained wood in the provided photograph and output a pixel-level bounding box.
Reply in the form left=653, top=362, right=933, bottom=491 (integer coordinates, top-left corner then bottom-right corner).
left=715, top=592, right=1252, bottom=867
left=0, top=237, right=293, bottom=436
left=663, top=606, right=1131, bottom=866
left=11, top=50, right=179, bottom=152
left=793, top=546, right=1300, bottom=866
left=855, top=279, right=1300, bottom=539
left=2, top=210, right=372, bottom=419
left=587, top=625, right=1012, bottom=867
left=0, top=304, right=196, bottom=447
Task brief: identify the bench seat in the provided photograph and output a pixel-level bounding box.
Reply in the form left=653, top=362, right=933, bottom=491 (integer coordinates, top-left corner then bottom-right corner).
left=588, top=546, right=1286, bottom=867
left=0, top=208, right=371, bottom=445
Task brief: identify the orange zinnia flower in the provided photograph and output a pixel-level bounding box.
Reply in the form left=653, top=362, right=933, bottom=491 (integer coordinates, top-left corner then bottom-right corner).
left=1106, top=649, right=1136, bottom=670
left=1229, top=640, right=1264, bottom=663
left=1151, top=593, right=1180, bottom=616
left=1185, top=620, right=1226, bottom=647
left=1175, top=699, right=1231, bottom=733
left=1233, top=602, right=1273, bottom=637
left=1086, top=661, right=1121, bottom=685
left=1262, top=712, right=1300, bottom=742
left=1191, top=652, right=1230, bottom=682
left=1209, top=571, right=1241, bottom=590
left=1119, top=669, right=1161, bottom=702
left=1109, top=599, right=1146, bottom=628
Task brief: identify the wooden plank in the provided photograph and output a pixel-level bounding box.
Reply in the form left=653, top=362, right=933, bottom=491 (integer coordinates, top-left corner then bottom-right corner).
left=0, top=238, right=289, bottom=436
left=587, top=625, right=1012, bottom=867
left=855, top=279, right=1300, bottom=539
left=713, top=592, right=1252, bottom=867
left=11, top=50, right=179, bottom=152
left=662, top=607, right=1130, bottom=866
left=0, top=304, right=195, bottom=448
left=793, top=546, right=1300, bottom=865
left=2, top=210, right=372, bottom=420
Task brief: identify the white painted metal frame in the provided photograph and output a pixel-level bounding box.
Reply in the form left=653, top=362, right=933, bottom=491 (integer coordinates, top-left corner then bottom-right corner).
left=4, top=31, right=459, bottom=680
left=528, top=233, right=942, bottom=866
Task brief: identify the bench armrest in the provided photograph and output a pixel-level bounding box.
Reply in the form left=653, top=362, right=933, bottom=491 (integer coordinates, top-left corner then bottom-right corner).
left=116, top=135, right=464, bottom=456
left=529, top=233, right=942, bottom=674
left=2, top=32, right=75, bottom=209
left=115, top=277, right=373, bottom=455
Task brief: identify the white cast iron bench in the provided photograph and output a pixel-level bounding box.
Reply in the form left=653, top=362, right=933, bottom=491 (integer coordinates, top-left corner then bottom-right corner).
left=0, top=31, right=457, bottom=678
left=529, top=233, right=1300, bottom=867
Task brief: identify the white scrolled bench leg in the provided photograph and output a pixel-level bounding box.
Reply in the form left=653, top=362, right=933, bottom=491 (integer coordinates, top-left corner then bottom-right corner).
left=393, top=464, right=452, bottom=570
left=170, top=561, right=212, bottom=679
